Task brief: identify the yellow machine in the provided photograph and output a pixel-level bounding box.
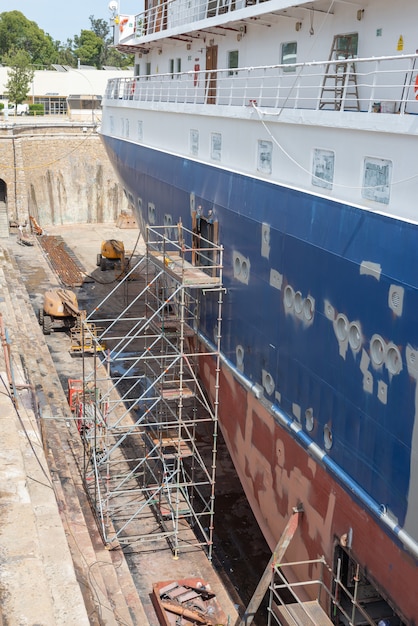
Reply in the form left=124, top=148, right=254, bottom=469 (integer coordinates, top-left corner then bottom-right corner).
left=38, top=289, right=104, bottom=353
left=96, top=239, right=125, bottom=271
left=39, top=289, right=81, bottom=335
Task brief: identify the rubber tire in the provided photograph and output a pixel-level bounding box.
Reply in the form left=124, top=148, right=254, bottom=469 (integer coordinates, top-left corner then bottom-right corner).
left=38, top=308, right=44, bottom=326
left=96, top=253, right=102, bottom=267
left=43, top=315, right=52, bottom=335
left=100, top=257, right=107, bottom=271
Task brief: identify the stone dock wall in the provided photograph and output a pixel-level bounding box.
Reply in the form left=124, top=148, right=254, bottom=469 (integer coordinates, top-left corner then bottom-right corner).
left=0, top=121, right=128, bottom=232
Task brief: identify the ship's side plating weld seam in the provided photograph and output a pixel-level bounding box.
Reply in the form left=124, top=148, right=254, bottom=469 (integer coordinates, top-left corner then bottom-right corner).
left=198, top=331, right=418, bottom=561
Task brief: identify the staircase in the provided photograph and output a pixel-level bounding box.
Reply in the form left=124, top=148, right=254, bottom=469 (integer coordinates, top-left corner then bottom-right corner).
left=0, top=200, right=9, bottom=237
left=0, top=242, right=149, bottom=625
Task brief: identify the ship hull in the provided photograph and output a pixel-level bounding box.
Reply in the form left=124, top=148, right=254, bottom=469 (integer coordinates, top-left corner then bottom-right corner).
left=100, top=134, right=418, bottom=623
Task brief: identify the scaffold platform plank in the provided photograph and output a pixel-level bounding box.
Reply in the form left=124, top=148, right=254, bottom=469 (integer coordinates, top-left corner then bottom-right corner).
left=152, top=437, right=193, bottom=459
left=150, top=251, right=221, bottom=287
left=160, top=384, right=195, bottom=400
left=274, top=600, right=333, bottom=626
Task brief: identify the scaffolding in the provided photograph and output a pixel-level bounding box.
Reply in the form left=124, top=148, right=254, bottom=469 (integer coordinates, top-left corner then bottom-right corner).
left=77, top=222, right=223, bottom=559
left=267, top=556, right=401, bottom=626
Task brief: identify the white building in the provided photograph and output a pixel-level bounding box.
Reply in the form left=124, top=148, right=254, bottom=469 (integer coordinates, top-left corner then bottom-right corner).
left=0, top=65, right=133, bottom=120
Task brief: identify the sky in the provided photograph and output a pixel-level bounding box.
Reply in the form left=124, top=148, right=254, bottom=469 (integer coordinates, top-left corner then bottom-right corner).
left=3, top=1, right=143, bottom=42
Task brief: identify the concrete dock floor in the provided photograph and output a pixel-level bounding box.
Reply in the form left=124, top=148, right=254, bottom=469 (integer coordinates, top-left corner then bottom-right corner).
left=0, top=223, right=242, bottom=625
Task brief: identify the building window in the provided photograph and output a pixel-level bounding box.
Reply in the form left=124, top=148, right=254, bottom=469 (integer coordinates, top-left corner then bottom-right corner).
left=138, top=120, right=143, bottom=141
left=211, top=132, right=222, bottom=161
left=362, top=157, right=392, bottom=205
left=228, top=50, right=239, bottom=75
left=257, top=140, right=272, bottom=174
left=190, top=129, right=199, bottom=156
left=176, top=58, right=181, bottom=75
left=134, top=63, right=140, bottom=76
left=312, top=149, right=334, bottom=190
left=281, top=42, right=297, bottom=72
left=146, top=62, right=151, bottom=78
left=169, top=58, right=174, bottom=77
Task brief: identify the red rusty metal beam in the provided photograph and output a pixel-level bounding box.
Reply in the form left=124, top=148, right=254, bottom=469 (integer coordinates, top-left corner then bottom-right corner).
left=39, top=236, right=85, bottom=287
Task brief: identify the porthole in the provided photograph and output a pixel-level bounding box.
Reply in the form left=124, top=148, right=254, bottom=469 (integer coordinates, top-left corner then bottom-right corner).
left=348, top=322, right=362, bottom=351
left=236, top=345, right=244, bottom=366
left=234, top=256, right=242, bottom=276
left=410, top=351, right=416, bottom=364
left=391, top=289, right=401, bottom=310
left=386, top=345, right=402, bottom=375
left=294, top=291, right=303, bottom=314
left=370, top=335, right=385, bottom=366
left=284, top=285, right=295, bottom=309
left=263, top=371, right=275, bottom=396
left=241, top=260, right=249, bottom=281
left=324, top=425, right=333, bottom=450
left=164, top=213, right=173, bottom=226
left=262, top=225, right=270, bottom=244
left=303, top=296, right=314, bottom=321
left=335, top=314, right=349, bottom=341
left=148, top=202, right=156, bottom=225
left=305, top=408, right=314, bottom=432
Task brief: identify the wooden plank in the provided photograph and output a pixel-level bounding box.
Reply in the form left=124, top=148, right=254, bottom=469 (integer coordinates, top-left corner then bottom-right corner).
left=275, top=600, right=334, bottom=626
left=237, top=506, right=303, bottom=626
left=150, top=251, right=220, bottom=287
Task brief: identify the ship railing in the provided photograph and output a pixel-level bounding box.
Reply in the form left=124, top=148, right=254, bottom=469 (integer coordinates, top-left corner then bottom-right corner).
left=118, top=0, right=274, bottom=43
left=105, top=53, right=418, bottom=115
left=268, top=557, right=380, bottom=626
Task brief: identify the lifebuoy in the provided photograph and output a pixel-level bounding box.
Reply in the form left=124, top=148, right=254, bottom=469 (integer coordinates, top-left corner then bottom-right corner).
left=415, top=75, right=418, bottom=100
left=119, top=17, right=128, bottom=33
left=130, top=80, right=136, bottom=96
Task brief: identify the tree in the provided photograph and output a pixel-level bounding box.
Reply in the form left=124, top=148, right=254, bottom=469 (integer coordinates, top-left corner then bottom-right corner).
left=89, top=14, right=134, bottom=69
left=0, top=11, right=57, bottom=67
left=73, top=30, right=104, bottom=68
left=4, top=48, right=34, bottom=108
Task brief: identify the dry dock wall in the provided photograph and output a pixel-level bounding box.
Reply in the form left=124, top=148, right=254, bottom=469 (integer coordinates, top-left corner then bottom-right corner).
left=0, top=122, right=129, bottom=231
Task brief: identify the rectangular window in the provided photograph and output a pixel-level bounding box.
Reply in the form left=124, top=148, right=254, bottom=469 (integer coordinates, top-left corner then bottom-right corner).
left=211, top=132, right=222, bottom=161
left=190, top=129, right=199, bottom=156
left=146, top=62, right=151, bottom=77
left=176, top=58, right=181, bottom=74
left=134, top=63, right=140, bottom=77
left=312, top=149, right=334, bottom=190
left=169, top=58, right=174, bottom=77
left=137, top=120, right=143, bottom=141
left=281, top=42, right=297, bottom=72
left=228, top=50, right=239, bottom=76
left=257, top=140, right=272, bottom=174
left=362, top=157, right=392, bottom=204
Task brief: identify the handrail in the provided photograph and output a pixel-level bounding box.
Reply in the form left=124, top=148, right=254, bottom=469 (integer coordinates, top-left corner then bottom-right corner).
left=104, top=53, right=418, bottom=116
left=116, top=0, right=276, bottom=44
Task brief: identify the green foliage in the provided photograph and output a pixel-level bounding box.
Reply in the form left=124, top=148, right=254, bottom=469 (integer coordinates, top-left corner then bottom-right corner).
left=0, top=102, right=4, bottom=111
left=73, top=30, right=104, bottom=68
left=29, top=103, right=44, bottom=115
left=0, top=11, right=57, bottom=66
left=0, top=10, right=132, bottom=70
left=4, top=49, right=34, bottom=106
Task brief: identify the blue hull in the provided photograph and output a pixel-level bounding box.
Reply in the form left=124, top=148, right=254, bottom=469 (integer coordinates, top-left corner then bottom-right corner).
left=101, top=134, right=418, bottom=549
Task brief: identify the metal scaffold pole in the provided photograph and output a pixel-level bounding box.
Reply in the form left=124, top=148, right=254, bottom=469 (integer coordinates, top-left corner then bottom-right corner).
left=78, top=221, right=223, bottom=559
